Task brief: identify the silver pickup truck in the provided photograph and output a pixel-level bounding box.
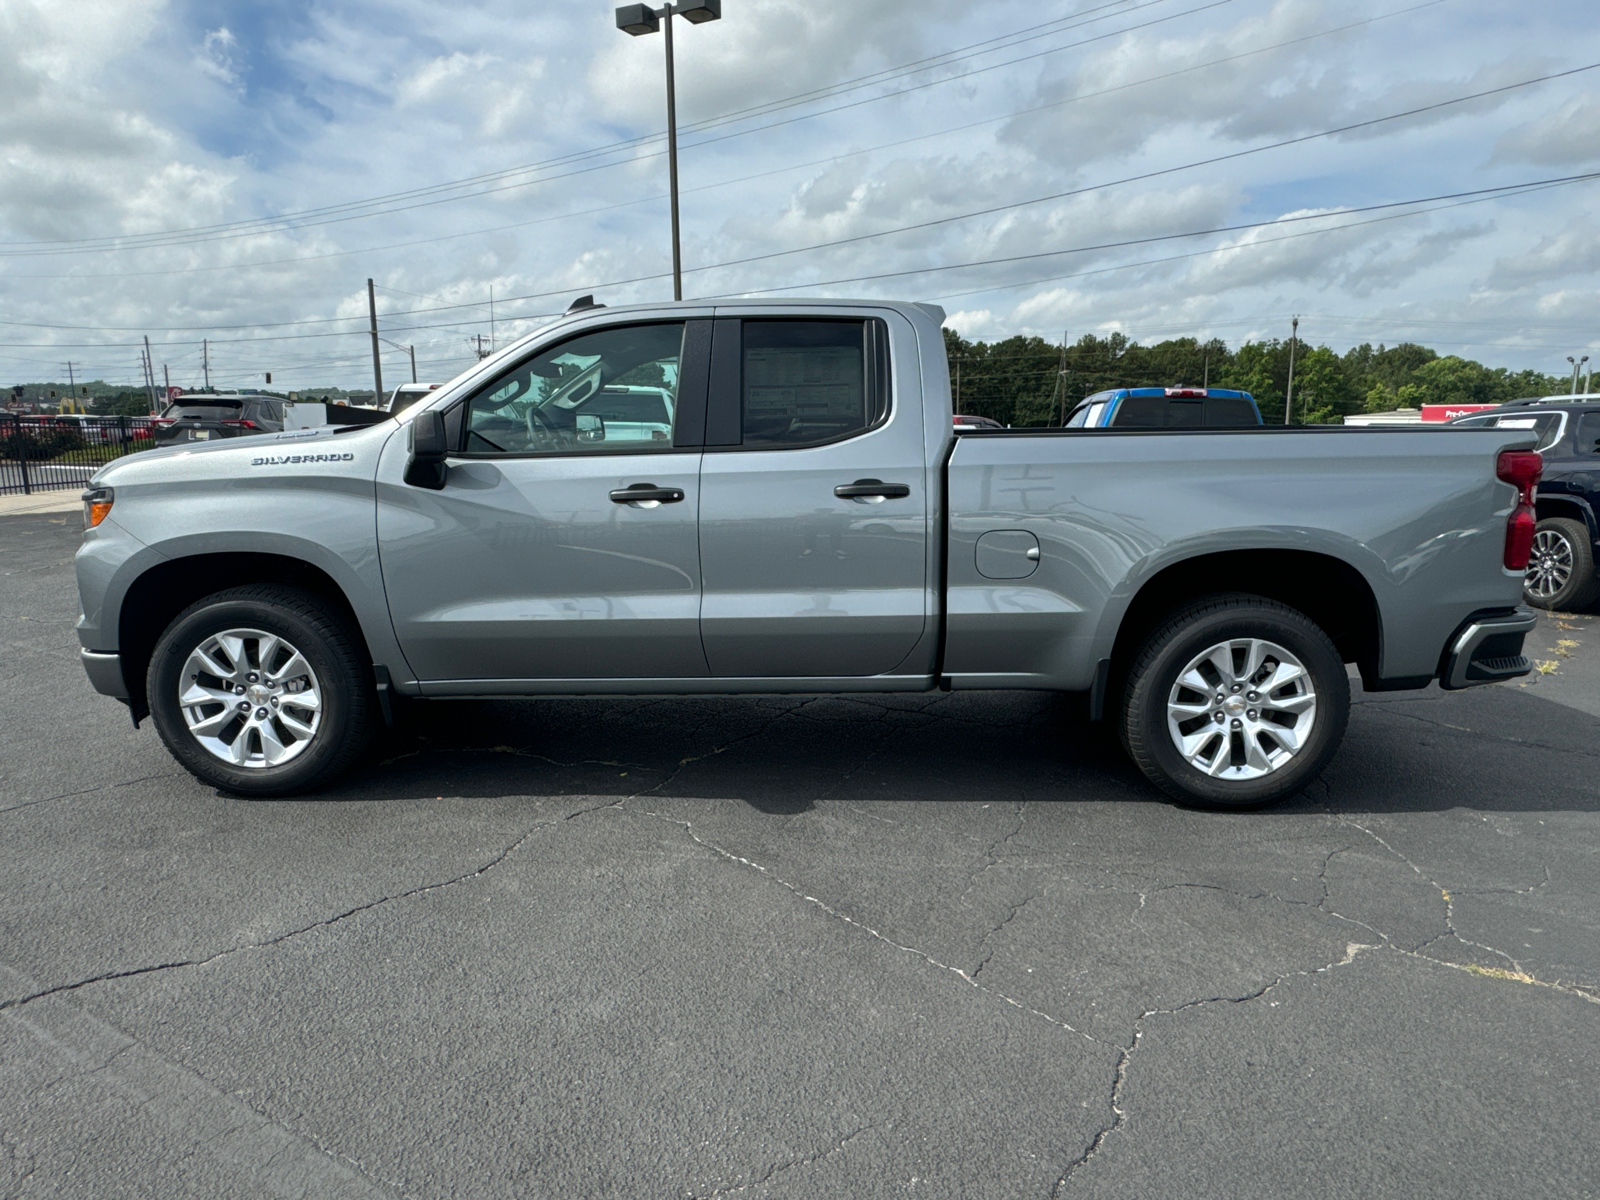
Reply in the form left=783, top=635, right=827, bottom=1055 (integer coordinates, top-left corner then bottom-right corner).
left=75, top=299, right=1542, bottom=809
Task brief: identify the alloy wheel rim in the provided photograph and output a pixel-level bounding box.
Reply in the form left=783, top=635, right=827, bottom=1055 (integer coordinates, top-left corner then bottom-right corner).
left=178, top=628, right=323, bottom=769
left=1526, top=529, right=1574, bottom=599
left=1167, top=637, right=1317, bottom=781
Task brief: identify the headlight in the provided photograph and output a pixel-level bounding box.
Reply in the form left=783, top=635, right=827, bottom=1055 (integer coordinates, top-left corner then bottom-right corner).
left=82, top=486, right=114, bottom=529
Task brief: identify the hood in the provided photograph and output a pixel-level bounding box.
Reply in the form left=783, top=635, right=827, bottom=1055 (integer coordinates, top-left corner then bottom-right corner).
left=90, top=423, right=387, bottom=487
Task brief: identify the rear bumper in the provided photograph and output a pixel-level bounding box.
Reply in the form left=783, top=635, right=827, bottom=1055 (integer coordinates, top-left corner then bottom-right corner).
left=81, top=649, right=128, bottom=699
left=1439, top=607, right=1537, bottom=690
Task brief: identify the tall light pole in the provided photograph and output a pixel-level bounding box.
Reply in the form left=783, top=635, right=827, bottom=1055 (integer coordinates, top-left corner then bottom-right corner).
left=1284, top=315, right=1299, bottom=425
left=616, top=0, right=722, bottom=302
left=1568, top=355, right=1588, bottom=395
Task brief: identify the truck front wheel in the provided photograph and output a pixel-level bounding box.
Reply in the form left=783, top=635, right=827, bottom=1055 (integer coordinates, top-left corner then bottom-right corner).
left=147, top=585, right=374, bottom=797
left=1121, top=594, right=1349, bottom=810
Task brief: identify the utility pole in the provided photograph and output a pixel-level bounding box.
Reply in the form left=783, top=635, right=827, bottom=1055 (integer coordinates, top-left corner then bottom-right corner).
left=66, top=361, right=76, bottom=411
left=143, top=335, right=158, bottom=412
left=617, top=1, right=723, bottom=301
left=202, top=338, right=210, bottom=390
left=409, top=344, right=417, bottom=383
left=367, top=278, right=384, bottom=403
left=490, top=285, right=496, bottom=353
left=473, top=334, right=490, bottom=361
left=1283, top=316, right=1299, bottom=425
left=163, top=363, right=170, bottom=401
left=1203, top=349, right=1210, bottom=389
left=1053, top=331, right=1069, bottom=425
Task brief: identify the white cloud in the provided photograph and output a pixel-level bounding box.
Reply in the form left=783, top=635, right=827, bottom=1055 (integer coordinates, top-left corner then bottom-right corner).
left=1, top=0, right=1598, bottom=391
left=1493, top=92, right=1600, bottom=166
left=194, top=27, right=240, bottom=86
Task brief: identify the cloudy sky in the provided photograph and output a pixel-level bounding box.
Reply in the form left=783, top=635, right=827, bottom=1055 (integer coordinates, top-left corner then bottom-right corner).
left=1, top=0, right=1598, bottom=391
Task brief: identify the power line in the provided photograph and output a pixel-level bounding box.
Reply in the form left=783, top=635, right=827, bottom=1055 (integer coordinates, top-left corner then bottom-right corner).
left=0, top=0, right=1196, bottom=257
left=667, top=60, right=1600, bottom=284
left=717, top=173, right=1600, bottom=297
left=7, top=170, right=1591, bottom=359
left=0, top=0, right=1455, bottom=281
left=9, top=52, right=1585, bottom=345
left=917, top=175, right=1593, bottom=304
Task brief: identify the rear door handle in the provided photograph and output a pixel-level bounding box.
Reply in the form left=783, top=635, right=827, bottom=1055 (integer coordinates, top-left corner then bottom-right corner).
left=834, top=478, right=911, bottom=500
left=610, top=483, right=685, bottom=505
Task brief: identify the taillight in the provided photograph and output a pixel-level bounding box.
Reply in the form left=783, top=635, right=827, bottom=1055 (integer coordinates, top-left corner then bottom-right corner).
left=150, top=417, right=175, bottom=426
left=1165, top=388, right=1207, bottom=397
left=1497, top=449, right=1542, bottom=570
left=221, top=419, right=258, bottom=429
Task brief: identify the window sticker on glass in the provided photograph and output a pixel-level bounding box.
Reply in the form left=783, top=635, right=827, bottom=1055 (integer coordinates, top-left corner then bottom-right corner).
left=740, top=320, right=885, bottom=448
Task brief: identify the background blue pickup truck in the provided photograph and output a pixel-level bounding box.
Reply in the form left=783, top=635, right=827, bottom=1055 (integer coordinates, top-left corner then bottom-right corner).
left=1064, top=387, right=1262, bottom=428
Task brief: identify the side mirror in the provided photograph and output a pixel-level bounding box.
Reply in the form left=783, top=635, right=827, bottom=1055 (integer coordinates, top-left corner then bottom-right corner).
left=576, top=413, right=605, bottom=442
left=404, top=410, right=449, bottom=490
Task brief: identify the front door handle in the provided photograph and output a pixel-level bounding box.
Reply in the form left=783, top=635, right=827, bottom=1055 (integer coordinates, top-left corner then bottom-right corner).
left=610, top=482, right=685, bottom=505
left=834, top=478, right=911, bottom=500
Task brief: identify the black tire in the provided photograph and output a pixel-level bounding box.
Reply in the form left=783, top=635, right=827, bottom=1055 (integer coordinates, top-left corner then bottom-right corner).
left=1121, top=593, right=1350, bottom=811
left=1524, top=517, right=1600, bottom=612
left=147, top=585, right=374, bottom=796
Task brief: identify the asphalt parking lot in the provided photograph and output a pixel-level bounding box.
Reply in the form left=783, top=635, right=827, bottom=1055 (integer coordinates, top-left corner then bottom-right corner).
left=3, top=509, right=1598, bottom=1199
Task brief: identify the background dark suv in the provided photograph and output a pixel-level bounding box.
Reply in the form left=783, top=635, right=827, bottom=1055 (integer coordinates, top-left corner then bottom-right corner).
left=151, top=394, right=285, bottom=448
left=1452, top=400, right=1600, bottom=610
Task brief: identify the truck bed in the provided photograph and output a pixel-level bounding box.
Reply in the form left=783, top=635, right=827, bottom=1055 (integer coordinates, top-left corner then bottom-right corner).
left=942, top=425, right=1535, bottom=692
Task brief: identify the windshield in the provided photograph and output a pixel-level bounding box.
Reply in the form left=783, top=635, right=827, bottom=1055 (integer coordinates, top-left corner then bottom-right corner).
left=164, top=399, right=243, bottom=417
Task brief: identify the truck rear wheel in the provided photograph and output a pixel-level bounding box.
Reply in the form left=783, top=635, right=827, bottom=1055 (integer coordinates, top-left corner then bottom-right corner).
left=1121, top=594, right=1349, bottom=810
left=147, top=585, right=374, bottom=797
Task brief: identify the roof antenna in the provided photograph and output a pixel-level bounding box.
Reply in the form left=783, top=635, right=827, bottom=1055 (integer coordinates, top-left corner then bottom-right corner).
left=566, top=295, right=604, bottom=313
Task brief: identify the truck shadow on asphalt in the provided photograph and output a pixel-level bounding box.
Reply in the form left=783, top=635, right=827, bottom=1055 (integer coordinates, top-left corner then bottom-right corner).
left=305, top=680, right=1600, bottom=817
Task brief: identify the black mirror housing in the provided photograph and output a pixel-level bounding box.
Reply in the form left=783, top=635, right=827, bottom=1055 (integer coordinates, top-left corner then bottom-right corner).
left=405, top=410, right=449, bottom=490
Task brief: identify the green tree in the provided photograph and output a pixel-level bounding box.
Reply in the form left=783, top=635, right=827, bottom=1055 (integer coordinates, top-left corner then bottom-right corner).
left=93, top=391, right=159, bottom=416
left=1290, top=346, right=1359, bottom=423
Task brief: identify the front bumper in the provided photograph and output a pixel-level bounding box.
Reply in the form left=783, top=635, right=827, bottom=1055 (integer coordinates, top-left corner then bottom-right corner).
left=81, top=649, right=128, bottom=699
left=1439, top=607, right=1538, bottom=690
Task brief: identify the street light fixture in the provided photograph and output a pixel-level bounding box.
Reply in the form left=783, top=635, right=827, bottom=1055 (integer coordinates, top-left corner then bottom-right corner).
left=616, top=0, right=722, bottom=301
left=1569, top=354, right=1589, bottom=395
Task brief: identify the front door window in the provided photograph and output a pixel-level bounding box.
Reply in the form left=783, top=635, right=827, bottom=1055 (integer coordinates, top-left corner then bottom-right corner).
left=463, top=323, right=684, bottom=455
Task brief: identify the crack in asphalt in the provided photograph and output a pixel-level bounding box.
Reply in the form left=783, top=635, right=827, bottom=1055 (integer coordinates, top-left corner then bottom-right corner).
left=1050, top=939, right=1380, bottom=1196
left=643, top=699, right=818, bottom=797
left=1365, top=704, right=1600, bottom=763
left=1320, top=803, right=1598, bottom=1001
left=956, top=799, right=1029, bottom=908
left=0, top=771, right=187, bottom=816
left=968, top=890, right=1042, bottom=981
left=0, top=798, right=620, bottom=1016
left=622, top=803, right=1102, bottom=1045
left=693, top=1123, right=881, bottom=1198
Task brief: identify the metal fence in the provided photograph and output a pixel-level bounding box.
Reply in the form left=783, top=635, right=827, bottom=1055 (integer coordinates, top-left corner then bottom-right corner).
left=0, top=414, right=158, bottom=495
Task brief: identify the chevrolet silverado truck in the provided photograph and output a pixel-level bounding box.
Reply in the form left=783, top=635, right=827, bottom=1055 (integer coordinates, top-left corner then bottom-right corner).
left=75, top=299, right=1542, bottom=809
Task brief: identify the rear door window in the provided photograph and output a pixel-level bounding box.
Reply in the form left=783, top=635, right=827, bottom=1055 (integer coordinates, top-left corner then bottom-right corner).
left=1204, top=397, right=1258, bottom=426
left=1575, top=412, right=1600, bottom=453
left=738, top=319, right=889, bottom=449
